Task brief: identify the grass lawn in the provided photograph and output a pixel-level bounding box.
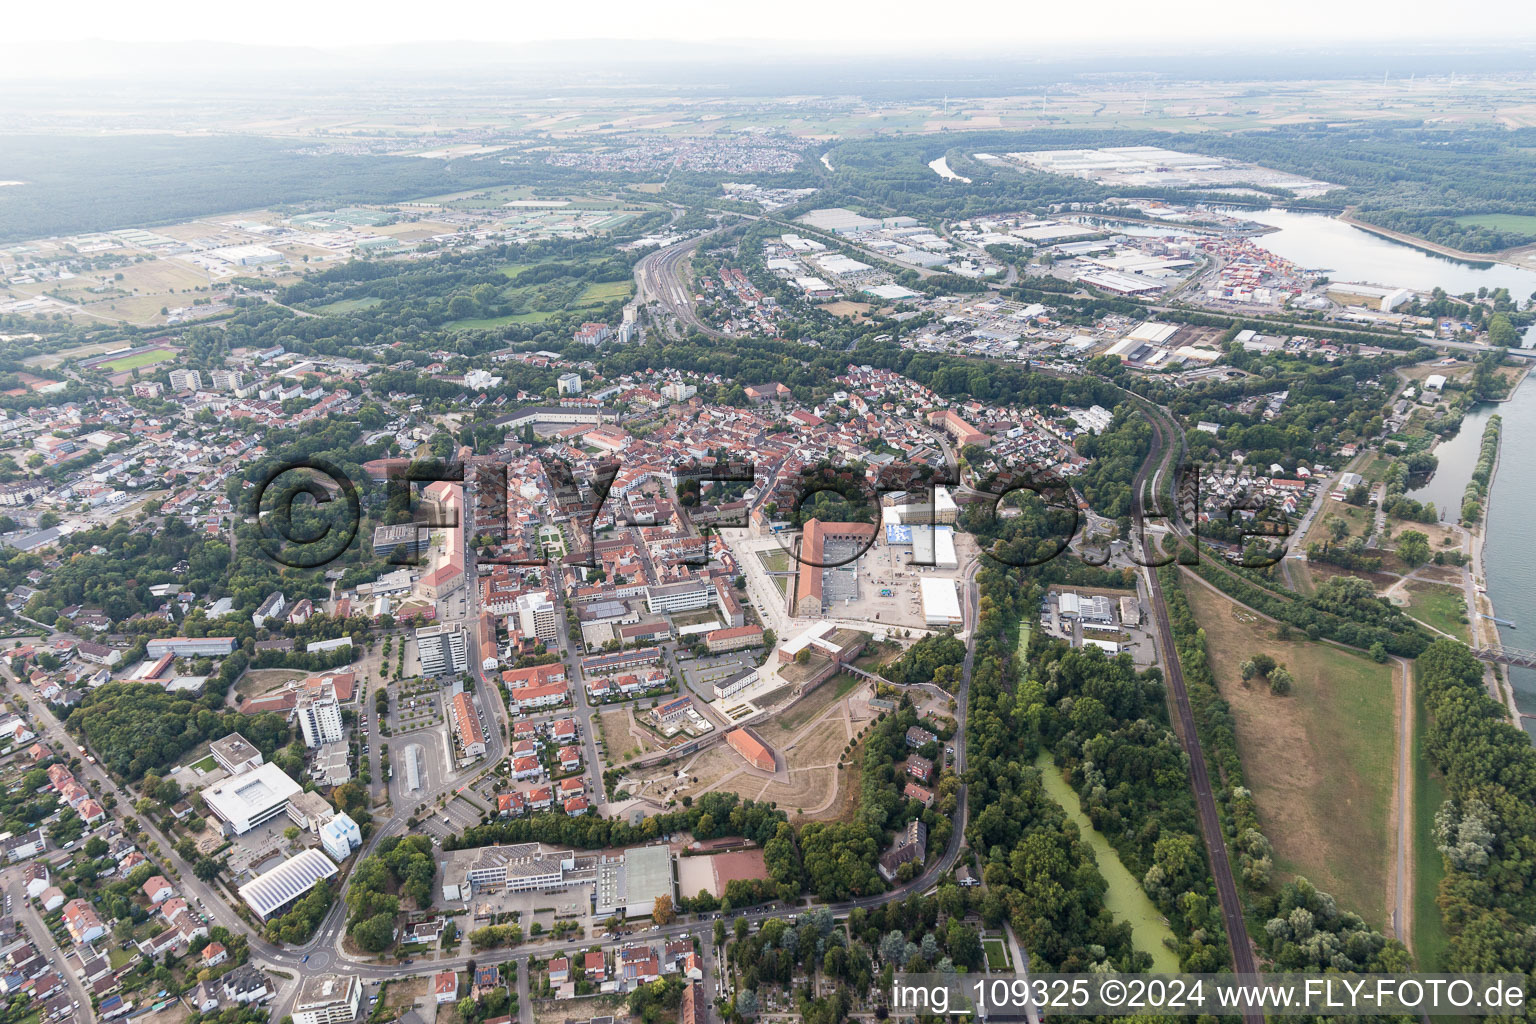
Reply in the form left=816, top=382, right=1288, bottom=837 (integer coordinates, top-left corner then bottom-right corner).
left=982, top=938, right=1011, bottom=971
left=108, top=946, right=133, bottom=970
left=313, top=296, right=384, bottom=314
left=100, top=348, right=175, bottom=372
left=1452, top=213, right=1536, bottom=234
left=1180, top=574, right=1397, bottom=928
left=758, top=547, right=792, bottom=597
left=1403, top=580, right=1470, bottom=642
left=575, top=280, right=633, bottom=304
left=1412, top=684, right=1451, bottom=970
left=446, top=310, right=560, bottom=329
left=190, top=755, right=217, bottom=773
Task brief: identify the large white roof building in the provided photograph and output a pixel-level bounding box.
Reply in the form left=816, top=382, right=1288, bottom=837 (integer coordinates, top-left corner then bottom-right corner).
left=238, top=849, right=338, bottom=921
left=203, top=762, right=302, bottom=835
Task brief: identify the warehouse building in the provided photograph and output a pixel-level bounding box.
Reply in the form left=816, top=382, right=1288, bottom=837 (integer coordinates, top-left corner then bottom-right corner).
left=920, top=578, right=963, bottom=628
left=594, top=844, right=675, bottom=919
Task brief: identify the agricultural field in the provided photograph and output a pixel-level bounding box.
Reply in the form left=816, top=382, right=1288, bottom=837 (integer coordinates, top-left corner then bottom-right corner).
left=4, top=254, right=218, bottom=324
left=1180, top=575, right=1397, bottom=928
left=1452, top=213, right=1536, bottom=234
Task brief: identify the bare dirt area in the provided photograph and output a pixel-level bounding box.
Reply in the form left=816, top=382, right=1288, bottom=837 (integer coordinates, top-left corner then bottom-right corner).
left=600, top=706, right=664, bottom=761
left=231, top=666, right=307, bottom=701
left=629, top=680, right=874, bottom=820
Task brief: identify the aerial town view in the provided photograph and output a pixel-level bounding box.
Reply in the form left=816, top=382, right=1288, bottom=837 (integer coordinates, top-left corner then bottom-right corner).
left=0, top=4, right=1535, bottom=1024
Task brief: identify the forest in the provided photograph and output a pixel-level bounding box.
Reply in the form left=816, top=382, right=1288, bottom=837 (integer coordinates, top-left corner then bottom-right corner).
left=0, top=134, right=607, bottom=243
left=1416, top=640, right=1536, bottom=979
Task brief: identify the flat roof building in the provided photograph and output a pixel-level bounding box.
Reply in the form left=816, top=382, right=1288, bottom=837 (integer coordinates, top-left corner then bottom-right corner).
left=292, top=974, right=361, bottom=1024
left=203, top=762, right=302, bottom=835
left=209, top=733, right=263, bottom=775
left=920, top=578, right=963, bottom=628
left=595, top=844, right=675, bottom=919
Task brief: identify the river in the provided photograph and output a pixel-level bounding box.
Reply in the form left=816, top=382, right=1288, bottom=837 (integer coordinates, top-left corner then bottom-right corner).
left=1403, top=403, right=1500, bottom=516
left=1237, top=208, right=1536, bottom=298
left=1476, top=378, right=1536, bottom=733
left=1255, top=202, right=1536, bottom=733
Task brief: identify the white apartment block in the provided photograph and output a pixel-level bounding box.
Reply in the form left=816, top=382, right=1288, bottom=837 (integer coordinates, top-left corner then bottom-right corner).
left=296, top=692, right=344, bottom=748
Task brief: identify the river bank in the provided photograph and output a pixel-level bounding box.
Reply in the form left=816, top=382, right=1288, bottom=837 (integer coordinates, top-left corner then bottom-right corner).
left=1466, top=408, right=1523, bottom=723
left=1337, top=211, right=1536, bottom=270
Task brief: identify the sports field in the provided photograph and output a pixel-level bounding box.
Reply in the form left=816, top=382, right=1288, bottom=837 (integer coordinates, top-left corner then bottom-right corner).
left=99, top=348, right=175, bottom=372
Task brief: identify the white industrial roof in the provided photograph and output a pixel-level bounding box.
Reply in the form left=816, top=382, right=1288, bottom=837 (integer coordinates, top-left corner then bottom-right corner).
left=624, top=844, right=674, bottom=906
left=238, top=849, right=338, bottom=918
left=920, top=577, right=963, bottom=622
left=202, top=762, right=301, bottom=823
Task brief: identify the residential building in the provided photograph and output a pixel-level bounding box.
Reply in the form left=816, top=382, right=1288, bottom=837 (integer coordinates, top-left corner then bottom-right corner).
left=417, top=624, right=468, bottom=676
left=296, top=690, right=344, bottom=748
left=292, top=974, right=362, bottom=1024
left=514, top=591, right=559, bottom=645
left=169, top=368, right=202, bottom=392
left=319, top=814, right=362, bottom=862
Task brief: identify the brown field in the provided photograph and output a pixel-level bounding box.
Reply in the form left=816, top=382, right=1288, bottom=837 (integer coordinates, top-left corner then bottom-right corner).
left=1180, top=573, right=1397, bottom=927
left=1398, top=361, right=1471, bottom=384
left=534, top=994, right=626, bottom=1024
left=642, top=683, right=873, bottom=820
left=600, top=707, right=664, bottom=761
left=823, top=301, right=872, bottom=319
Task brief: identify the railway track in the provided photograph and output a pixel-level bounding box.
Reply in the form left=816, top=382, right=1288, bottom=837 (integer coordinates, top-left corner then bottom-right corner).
left=1133, top=404, right=1264, bottom=1021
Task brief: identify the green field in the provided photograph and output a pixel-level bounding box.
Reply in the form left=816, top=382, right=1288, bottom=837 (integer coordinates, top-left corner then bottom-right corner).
left=982, top=939, right=1011, bottom=971
left=314, top=296, right=384, bottom=314
left=1403, top=581, right=1470, bottom=642
left=190, top=755, right=217, bottom=773
left=1182, top=578, right=1397, bottom=927
left=1035, top=751, right=1181, bottom=971
left=759, top=547, right=792, bottom=597
left=1412, top=685, right=1451, bottom=970
left=576, top=280, right=634, bottom=304
left=1452, top=213, right=1536, bottom=233
left=446, top=311, right=560, bottom=330
left=100, top=348, right=175, bottom=372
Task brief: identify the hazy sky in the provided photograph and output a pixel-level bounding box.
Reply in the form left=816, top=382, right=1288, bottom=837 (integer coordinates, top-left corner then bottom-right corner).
left=7, top=0, right=1533, bottom=48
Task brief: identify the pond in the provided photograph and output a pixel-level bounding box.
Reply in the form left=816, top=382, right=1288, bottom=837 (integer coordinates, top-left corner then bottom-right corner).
left=1034, top=750, right=1181, bottom=972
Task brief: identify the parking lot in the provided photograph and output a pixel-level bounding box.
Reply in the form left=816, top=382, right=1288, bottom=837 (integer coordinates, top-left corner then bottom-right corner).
left=393, top=679, right=444, bottom=733
left=415, top=795, right=486, bottom=843
left=678, top=652, right=756, bottom=700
